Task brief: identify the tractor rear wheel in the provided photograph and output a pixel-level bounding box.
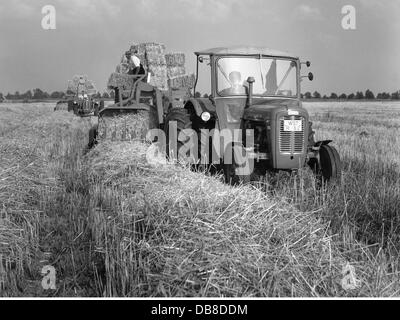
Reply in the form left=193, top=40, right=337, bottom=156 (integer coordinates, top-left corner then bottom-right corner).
left=164, top=108, right=195, bottom=162
left=319, top=144, right=341, bottom=181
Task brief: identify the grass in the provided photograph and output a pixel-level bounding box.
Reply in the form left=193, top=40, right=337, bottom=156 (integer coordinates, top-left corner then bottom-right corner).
left=303, top=101, right=400, bottom=247
left=0, top=101, right=399, bottom=297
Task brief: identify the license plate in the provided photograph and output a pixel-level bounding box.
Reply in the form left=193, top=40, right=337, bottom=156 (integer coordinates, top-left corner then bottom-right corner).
left=283, top=119, right=302, bottom=132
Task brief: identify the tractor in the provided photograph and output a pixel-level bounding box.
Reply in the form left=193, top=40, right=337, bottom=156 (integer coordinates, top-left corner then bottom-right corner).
left=69, top=93, right=103, bottom=117
left=163, top=46, right=341, bottom=184
left=67, top=76, right=103, bottom=117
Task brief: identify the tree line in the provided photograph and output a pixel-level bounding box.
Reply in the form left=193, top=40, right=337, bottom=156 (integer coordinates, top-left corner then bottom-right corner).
left=2, top=89, right=400, bottom=101
left=302, top=89, right=400, bottom=100
left=0, top=89, right=114, bottom=101
left=194, top=89, right=400, bottom=100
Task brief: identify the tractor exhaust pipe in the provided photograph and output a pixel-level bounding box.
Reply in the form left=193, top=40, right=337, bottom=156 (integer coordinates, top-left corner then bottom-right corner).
left=246, top=77, right=255, bottom=108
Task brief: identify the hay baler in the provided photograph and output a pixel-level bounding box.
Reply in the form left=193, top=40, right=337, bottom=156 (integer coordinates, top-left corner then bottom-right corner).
left=88, top=71, right=192, bottom=148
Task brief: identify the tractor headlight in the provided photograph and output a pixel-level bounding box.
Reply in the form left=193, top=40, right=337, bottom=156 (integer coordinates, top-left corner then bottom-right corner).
left=201, top=111, right=211, bottom=122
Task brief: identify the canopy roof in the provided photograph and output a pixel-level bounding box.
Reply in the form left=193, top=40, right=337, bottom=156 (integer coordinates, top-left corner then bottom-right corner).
left=195, top=46, right=298, bottom=58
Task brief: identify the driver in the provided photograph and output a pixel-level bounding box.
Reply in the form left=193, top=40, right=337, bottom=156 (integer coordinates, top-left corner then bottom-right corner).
left=220, top=71, right=247, bottom=95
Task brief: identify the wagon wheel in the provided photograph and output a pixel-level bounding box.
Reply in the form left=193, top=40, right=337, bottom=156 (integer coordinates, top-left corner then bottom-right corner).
left=318, top=144, right=341, bottom=181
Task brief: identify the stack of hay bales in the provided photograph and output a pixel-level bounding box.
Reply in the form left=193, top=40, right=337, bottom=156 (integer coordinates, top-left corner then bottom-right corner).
left=67, top=75, right=97, bottom=96
left=165, top=52, right=186, bottom=78
left=165, top=52, right=195, bottom=91
left=108, top=43, right=195, bottom=93
left=164, top=51, right=195, bottom=108
left=131, top=43, right=169, bottom=91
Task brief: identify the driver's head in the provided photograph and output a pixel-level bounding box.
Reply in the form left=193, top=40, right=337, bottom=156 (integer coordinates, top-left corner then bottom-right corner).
left=229, top=71, right=242, bottom=86
left=125, top=50, right=132, bottom=58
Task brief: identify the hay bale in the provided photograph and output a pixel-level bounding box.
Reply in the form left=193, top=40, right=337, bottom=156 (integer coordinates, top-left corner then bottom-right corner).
left=131, top=42, right=166, bottom=56
left=167, top=66, right=186, bottom=78
left=168, top=74, right=196, bottom=90
left=147, top=65, right=168, bottom=91
left=107, top=72, right=136, bottom=90
left=165, top=53, right=185, bottom=67
left=54, top=101, right=68, bottom=111
left=146, top=52, right=167, bottom=66
left=98, top=111, right=158, bottom=142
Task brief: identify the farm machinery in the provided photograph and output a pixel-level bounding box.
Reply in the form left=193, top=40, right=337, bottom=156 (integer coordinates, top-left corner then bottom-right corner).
left=67, top=76, right=104, bottom=117
left=90, top=45, right=341, bottom=184
left=88, top=68, right=192, bottom=148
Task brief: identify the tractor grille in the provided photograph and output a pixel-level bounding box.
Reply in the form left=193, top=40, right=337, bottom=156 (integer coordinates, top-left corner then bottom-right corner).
left=279, top=115, right=305, bottom=154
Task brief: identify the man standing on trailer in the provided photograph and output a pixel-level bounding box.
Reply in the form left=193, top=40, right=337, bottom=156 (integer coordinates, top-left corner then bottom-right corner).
left=120, top=49, right=141, bottom=75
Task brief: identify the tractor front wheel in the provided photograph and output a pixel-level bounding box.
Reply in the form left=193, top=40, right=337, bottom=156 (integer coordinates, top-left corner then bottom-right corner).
left=164, top=108, right=195, bottom=162
left=223, top=144, right=252, bottom=185
left=318, top=144, right=341, bottom=181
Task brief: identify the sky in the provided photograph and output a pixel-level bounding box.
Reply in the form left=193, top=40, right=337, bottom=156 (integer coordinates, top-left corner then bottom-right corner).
left=0, top=0, right=399, bottom=95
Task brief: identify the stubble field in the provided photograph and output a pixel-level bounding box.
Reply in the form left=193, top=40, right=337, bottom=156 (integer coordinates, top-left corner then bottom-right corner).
left=0, top=101, right=399, bottom=297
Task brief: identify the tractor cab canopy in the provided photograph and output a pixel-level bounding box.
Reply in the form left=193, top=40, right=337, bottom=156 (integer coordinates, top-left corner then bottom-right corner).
left=195, top=46, right=300, bottom=99
left=195, top=46, right=298, bottom=59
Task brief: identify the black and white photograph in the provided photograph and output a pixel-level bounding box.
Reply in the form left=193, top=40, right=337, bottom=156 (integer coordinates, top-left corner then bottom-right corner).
left=0, top=0, right=399, bottom=307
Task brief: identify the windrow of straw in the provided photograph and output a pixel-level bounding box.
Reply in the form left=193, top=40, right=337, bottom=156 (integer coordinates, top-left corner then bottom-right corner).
left=86, top=140, right=378, bottom=297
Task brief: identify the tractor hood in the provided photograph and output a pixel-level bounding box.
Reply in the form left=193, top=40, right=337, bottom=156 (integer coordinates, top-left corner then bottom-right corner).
left=214, top=97, right=306, bottom=131
left=243, top=99, right=302, bottom=122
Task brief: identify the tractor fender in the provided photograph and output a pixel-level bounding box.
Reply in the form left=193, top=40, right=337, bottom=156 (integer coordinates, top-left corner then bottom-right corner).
left=310, top=140, right=332, bottom=153
left=184, top=98, right=216, bottom=118
left=315, top=140, right=332, bottom=147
